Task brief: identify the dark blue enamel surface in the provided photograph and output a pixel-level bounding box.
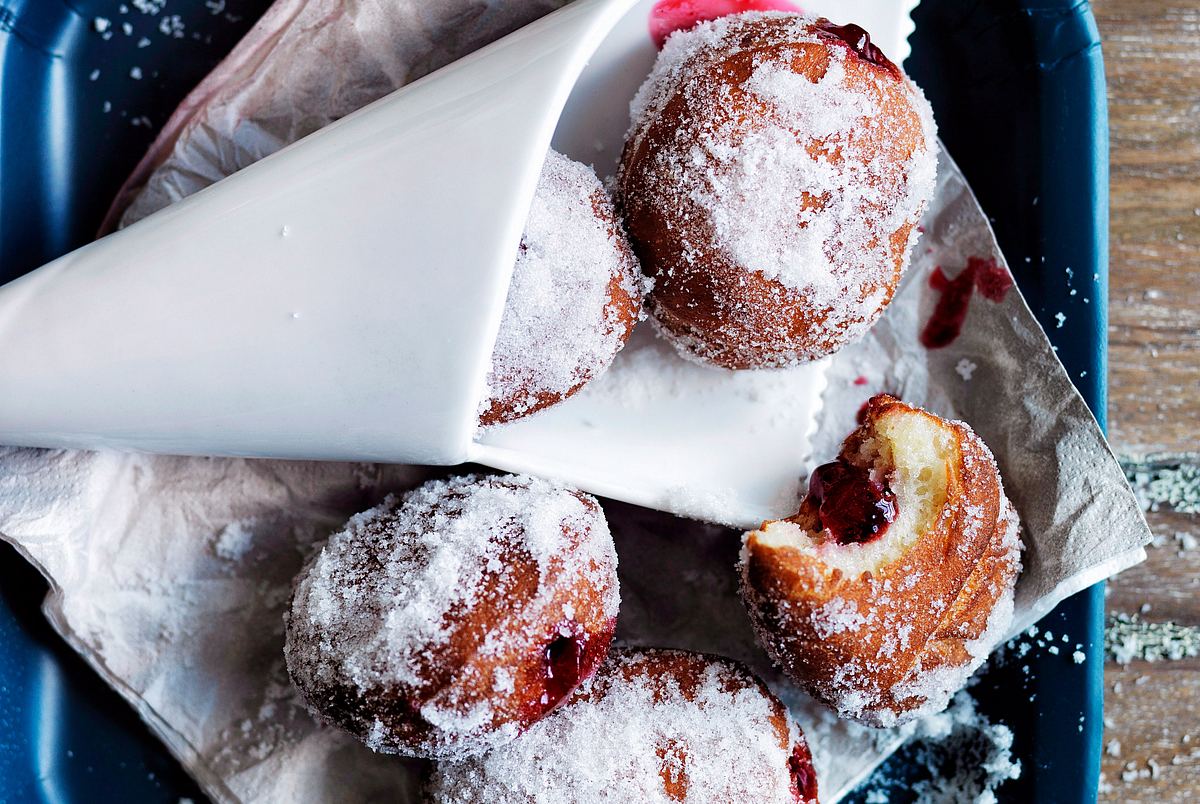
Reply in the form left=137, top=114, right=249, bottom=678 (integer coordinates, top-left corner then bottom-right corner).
left=0, top=0, right=1109, bottom=801
left=1, top=2, right=272, bottom=801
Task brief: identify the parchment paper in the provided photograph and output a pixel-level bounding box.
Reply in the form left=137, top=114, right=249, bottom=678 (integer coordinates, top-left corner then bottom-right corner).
left=0, top=0, right=1151, bottom=802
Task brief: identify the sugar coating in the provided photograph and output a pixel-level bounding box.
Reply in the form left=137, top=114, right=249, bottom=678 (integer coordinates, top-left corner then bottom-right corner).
left=623, top=13, right=938, bottom=366
left=427, top=650, right=806, bottom=802
left=480, top=150, right=646, bottom=423
left=213, top=518, right=256, bottom=562
left=284, top=474, right=619, bottom=758
left=873, top=478, right=1021, bottom=717
left=828, top=459, right=1020, bottom=727
left=857, top=690, right=1021, bottom=801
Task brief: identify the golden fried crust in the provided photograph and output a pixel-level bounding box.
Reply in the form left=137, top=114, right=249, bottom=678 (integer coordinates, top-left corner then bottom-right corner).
left=480, top=189, right=643, bottom=426
left=618, top=17, right=930, bottom=369
left=739, top=396, right=1021, bottom=726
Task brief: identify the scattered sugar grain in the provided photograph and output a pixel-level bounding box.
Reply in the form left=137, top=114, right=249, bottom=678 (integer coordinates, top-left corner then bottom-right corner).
left=132, top=0, right=167, bottom=14
left=855, top=692, right=1020, bottom=803
left=214, top=519, right=256, bottom=562
left=1107, top=613, right=1200, bottom=663
left=159, top=14, right=185, bottom=38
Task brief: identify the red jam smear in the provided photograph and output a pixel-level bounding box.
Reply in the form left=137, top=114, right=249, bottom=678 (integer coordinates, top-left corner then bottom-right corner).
left=648, top=0, right=802, bottom=49
left=543, top=628, right=586, bottom=708
left=789, top=739, right=820, bottom=802
left=807, top=459, right=896, bottom=545
left=812, top=20, right=899, bottom=77
left=524, top=618, right=615, bottom=725
left=920, top=256, right=1013, bottom=349
left=975, top=257, right=1015, bottom=302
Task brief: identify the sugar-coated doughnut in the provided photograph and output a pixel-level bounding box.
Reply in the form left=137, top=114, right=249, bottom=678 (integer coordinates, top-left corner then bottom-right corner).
left=740, top=395, right=1021, bottom=727
left=480, top=150, right=645, bottom=425
left=427, top=648, right=819, bottom=803
left=284, top=474, right=619, bottom=759
left=619, top=13, right=937, bottom=368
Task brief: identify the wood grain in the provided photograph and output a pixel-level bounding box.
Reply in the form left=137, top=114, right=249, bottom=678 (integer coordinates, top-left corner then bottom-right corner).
left=1099, top=0, right=1200, bottom=453
left=1091, top=1, right=1200, bottom=801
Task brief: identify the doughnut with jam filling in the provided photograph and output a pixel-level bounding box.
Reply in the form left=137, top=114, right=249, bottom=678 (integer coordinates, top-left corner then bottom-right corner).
left=284, top=474, right=619, bottom=759
left=480, top=150, right=645, bottom=425
left=739, top=395, right=1021, bottom=726
left=619, top=13, right=937, bottom=368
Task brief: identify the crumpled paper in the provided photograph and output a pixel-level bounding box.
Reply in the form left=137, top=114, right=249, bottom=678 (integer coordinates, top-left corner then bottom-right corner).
left=101, top=0, right=567, bottom=233
left=0, top=0, right=1150, bottom=802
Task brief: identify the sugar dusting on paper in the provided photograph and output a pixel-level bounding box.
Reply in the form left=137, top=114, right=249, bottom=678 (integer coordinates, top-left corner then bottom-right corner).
left=849, top=691, right=1021, bottom=803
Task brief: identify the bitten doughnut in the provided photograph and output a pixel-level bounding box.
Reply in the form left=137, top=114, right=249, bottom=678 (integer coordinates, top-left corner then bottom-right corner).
left=479, top=150, right=645, bottom=425
left=619, top=13, right=937, bottom=368
left=284, top=474, right=619, bottom=759
left=739, top=395, right=1021, bottom=727
left=427, top=648, right=819, bottom=803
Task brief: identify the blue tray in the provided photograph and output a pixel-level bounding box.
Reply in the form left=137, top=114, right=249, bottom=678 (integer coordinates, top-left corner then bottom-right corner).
left=0, top=0, right=1108, bottom=800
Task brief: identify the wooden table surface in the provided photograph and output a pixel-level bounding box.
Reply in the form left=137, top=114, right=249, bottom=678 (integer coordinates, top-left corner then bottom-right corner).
left=1091, top=1, right=1200, bottom=800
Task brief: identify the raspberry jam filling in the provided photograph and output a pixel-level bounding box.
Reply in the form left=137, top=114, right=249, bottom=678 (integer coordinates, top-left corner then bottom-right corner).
left=812, top=20, right=900, bottom=78
left=543, top=628, right=586, bottom=709
left=647, top=0, right=803, bottom=49
left=788, top=739, right=820, bottom=802
left=525, top=618, right=615, bottom=724
left=807, top=459, right=896, bottom=545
